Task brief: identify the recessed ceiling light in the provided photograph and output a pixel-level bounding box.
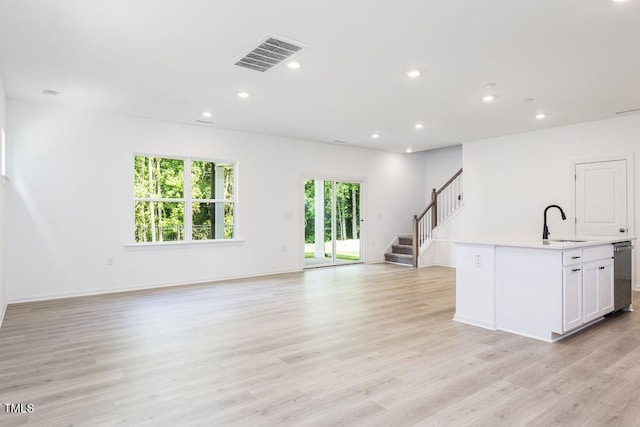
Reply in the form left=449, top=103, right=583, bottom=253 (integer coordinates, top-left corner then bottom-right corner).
left=42, top=90, right=59, bottom=96
left=414, top=123, right=424, bottom=129
left=406, top=148, right=413, bottom=153
left=535, top=113, right=547, bottom=120
left=483, top=83, right=496, bottom=89
left=523, top=98, right=536, bottom=103
left=371, top=133, right=380, bottom=139
left=482, top=95, right=495, bottom=102
left=202, top=111, right=212, bottom=118
left=237, top=91, right=250, bottom=99
left=287, top=61, right=301, bottom=69
left=406, top=70, right=421, bottom=78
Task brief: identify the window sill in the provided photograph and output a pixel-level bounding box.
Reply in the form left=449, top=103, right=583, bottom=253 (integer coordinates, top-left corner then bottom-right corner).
left=125, top=239, right=244, bottom=250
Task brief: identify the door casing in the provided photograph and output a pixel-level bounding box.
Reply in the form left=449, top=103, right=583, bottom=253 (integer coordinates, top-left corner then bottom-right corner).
left=575, top=159, right=628, bottom=236
left=300, top=174, right=365, bottom=269
left=570, top=154, right=635, bottom=238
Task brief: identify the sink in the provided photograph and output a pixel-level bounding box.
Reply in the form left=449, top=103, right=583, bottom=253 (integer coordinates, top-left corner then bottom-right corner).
left=548, top=239, right=587, bottom=243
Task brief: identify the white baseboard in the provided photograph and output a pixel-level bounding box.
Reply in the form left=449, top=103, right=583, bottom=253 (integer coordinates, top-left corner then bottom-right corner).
left=7, top=267, right=302, bottom=304
left=453, top=314, right=496, bottom=330
left=420, top=262, right=456, bottom=268
left=384, top=261, right=414, bottom=267
left=497, top=326, right=554, bottom=343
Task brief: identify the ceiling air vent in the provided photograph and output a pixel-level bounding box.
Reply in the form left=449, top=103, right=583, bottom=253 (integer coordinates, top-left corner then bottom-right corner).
left=234, top=36, right=303, bottom=72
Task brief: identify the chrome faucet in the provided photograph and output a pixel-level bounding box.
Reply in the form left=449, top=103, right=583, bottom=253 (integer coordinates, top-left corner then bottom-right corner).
left=543, top=205, right=567, bottom=240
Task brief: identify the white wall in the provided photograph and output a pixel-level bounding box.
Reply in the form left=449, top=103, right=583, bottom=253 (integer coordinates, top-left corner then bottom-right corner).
left=455, top=114, right=640, bottom=290
left=402, top=145, right=462, bottom=269
left=424, top=144, right=462, bottom=201
left=422, top=144, right=463, bottom=265
left=6, top=100, right=426, bottom=302
left=0, top=74, right=6, bottom=324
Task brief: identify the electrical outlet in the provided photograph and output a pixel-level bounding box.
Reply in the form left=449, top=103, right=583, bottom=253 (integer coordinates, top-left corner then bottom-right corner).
left=106, top=256, right=114, bottom=266
left=474, top=254, right=482, bottom=267
left=282, top=246, right=286, bottom=253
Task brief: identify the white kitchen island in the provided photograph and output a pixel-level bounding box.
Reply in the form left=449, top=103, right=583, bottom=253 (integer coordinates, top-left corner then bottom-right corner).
left=455, top=237, right=634, bottom=342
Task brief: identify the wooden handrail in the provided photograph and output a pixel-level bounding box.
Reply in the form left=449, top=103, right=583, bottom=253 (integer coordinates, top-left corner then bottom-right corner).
left=414, top=168, right=463, bottom=222
left=412, top=167, right=464, bottom=268
left=435, top=168, right=463, bottom=196
left=415, top=199, right=436, bottom=222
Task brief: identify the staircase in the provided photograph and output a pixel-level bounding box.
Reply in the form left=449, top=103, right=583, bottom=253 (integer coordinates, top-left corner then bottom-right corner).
left=384, top=235, right=414, bottom=266
left=385, top=168, right=463, bottom=267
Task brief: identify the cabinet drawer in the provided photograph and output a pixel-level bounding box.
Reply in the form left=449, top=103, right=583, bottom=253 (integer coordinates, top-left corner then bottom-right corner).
left=583, top=245, right=613, bottom=263
left=563, top=249, right=583, bottom=266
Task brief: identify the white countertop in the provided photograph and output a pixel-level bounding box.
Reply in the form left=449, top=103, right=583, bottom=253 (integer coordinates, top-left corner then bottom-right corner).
left=455, top=235, right=636, bottom=250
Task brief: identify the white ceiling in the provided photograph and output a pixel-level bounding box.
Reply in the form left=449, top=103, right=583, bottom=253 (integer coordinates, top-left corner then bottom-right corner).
left=1, top=0, right=639, bottom=153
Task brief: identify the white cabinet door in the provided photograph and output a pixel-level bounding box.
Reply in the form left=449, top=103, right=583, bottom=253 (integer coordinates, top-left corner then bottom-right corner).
left=583, top=261, right=600, bottom=323
left=583, top=258, right=615, bottom=323
left=563, top=266, right=583, bottom=332
left=597, top=259, right=614, bottom=316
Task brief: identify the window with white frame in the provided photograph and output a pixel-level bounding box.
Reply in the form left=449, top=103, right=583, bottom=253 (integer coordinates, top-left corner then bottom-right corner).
left=134, top=155, right=235, bottom=243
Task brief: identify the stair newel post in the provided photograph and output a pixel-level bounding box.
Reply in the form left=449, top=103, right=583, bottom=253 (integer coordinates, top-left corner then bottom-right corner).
left=431, top=188, right=438, bottom=229
left=412, top=215, right=419, bottom=268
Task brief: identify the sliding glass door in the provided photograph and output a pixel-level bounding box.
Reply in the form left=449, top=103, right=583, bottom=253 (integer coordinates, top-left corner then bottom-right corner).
left=304, top=179, right=362, bottom=268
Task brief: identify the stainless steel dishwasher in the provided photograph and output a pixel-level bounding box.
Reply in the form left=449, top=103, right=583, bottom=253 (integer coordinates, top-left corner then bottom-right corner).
left=613, top=241, right=633, bottom=311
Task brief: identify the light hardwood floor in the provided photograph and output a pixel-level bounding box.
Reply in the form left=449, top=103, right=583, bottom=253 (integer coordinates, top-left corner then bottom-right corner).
left=1, top=264, right=639, bottom=426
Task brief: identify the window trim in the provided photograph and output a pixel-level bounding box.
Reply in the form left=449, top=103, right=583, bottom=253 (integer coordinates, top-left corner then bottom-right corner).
left=124, top=238, right=245, bottom=249
left=132, top=153, right=238, bottom=243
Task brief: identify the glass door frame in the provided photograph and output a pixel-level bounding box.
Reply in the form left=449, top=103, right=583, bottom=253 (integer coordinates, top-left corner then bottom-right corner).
left=301, top=175, right=364, bottom=269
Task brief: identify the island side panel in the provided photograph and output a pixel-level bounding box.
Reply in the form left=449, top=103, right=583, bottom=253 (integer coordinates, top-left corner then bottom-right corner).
left=495, top=247, right=563, bottom=342
left=454, top=244, right=497, bottom=329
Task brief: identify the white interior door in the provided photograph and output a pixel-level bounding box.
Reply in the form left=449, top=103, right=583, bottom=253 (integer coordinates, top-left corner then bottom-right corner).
left=575, top=160, right=627, bottom=236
